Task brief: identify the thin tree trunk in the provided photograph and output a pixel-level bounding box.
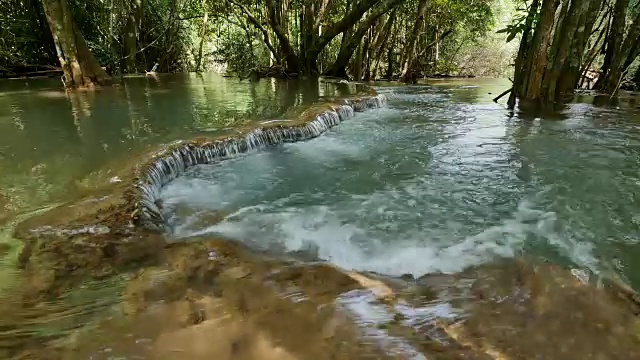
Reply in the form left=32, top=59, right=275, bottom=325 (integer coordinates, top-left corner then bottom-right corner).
left=557, top=0, right=604, bottom=95
left=599, top=10, right=640, bottom=93
left=324, top=0, right=401, bottom=78
left=195, top=0, right=209, bottom=72
left=368, top=12, right=395, bottom=80
left=580, top=12, right=610, bottom=87
left=352, top=41, right=364, bottom=80
left=399, top=0, right=428, bottom=83
left=41, top=0, right=110, bottom=88
left=386, top=46, right=393, bottom=80
left=507, top=0, right=539, bottom=108
left=124, top=0, right=143, bottom=73
left=595, top=0, right=627, bottom=88
left=109, top=0, right=117, bottom=77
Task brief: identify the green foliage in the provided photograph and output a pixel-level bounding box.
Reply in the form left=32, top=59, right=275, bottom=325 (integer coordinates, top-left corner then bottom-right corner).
left=0, top=0, right=56, bottom=72
left=495, top=1, right=533, bottom=43
left=0, top=0, right=513, bottom=79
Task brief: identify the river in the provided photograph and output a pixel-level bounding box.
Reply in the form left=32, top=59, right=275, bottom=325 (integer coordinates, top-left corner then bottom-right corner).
left=1, top=74, right=640, bottom=358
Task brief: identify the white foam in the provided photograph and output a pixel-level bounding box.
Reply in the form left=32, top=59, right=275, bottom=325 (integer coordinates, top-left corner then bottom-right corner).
left=175, top=194, right=591, bottom=277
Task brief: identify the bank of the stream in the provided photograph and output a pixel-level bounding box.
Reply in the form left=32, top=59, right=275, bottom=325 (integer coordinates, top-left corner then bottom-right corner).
left=2, top=75, right=640, bottom=358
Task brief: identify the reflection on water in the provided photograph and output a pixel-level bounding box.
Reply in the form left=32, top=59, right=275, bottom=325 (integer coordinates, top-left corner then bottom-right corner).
left=0, top=74, right=369, bottom=358
left=2, top=76, right=640, bottom=358
left=0, top=74, right=365, bottom=216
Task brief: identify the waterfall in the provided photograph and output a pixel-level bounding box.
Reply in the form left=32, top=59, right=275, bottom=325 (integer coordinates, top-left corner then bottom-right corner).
left=133, top=95, right=387, bottom=231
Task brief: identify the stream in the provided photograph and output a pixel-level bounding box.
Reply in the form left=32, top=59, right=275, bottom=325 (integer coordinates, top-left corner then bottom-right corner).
left=1, top=74, right=640, bottom=358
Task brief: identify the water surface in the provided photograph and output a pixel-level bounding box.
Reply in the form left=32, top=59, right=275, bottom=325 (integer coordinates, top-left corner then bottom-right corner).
left=2, top=75, right=640, bottom=356
left=160, top=80, right=640, bottom=287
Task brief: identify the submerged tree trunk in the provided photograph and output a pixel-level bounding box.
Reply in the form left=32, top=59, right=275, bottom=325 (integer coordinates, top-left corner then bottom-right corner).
left=541, top=0, right=591, bottom=102
left=41, top=0, right=110, bottom=88
left=399, top=0, right=428, bottom=83
left=556, top=0, right=604, bottom=95
left=509, top=0, right=605, bottom=108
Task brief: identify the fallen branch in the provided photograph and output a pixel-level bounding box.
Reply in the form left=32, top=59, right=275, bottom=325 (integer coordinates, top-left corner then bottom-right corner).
left=493, top=88, right=512, bottom=103
left=610, top=67, right=630, bottom=100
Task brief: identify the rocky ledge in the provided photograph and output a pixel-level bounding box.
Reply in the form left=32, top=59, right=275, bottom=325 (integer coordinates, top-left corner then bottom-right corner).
left=13, top=238, right=640, bottom=360
left=12, top=95, right=386, bottom=299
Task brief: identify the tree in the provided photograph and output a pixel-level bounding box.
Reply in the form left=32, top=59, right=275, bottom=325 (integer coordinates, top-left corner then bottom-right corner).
left=229, top=0, right=405, bottom=76
left=595, top=0, right=640, bottom=93
left=399, top=0, right=428, bottom=83
left=41, top=0, right=110, bottom=87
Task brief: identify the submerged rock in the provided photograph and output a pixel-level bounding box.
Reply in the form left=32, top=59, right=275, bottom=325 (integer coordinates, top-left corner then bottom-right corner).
left=11, top=234, right=640, bottom=360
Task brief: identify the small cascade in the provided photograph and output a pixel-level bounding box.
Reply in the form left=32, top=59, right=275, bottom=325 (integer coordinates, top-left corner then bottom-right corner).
left=134, top=95, right=386, bottom=231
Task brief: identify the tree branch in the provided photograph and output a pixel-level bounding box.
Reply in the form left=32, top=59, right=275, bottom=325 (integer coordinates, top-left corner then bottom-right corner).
left=227, top=0, right=281, bottom=64
left=319, top=0, right=382, bottom=47
left=265, top=0, right=297, bottom=63
left=178, top=15, right=205, bottom=20
left=418, top=29, right=453, bottom=57
left=313, top=0, right=330, bottom=31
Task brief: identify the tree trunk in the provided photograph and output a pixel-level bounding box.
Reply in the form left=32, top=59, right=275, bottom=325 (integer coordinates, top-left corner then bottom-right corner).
left=196, top=0, right=209, bottom=72
left=399, top=0, right=428, bottom=83
left=386, top=46, right=394, bottom=80
left=632, top=64, right=640, bottom=90
left=598, top=11, right=640, bottom=93
left=352, top=41, right=364, bottom=80
left=124, top=0, right=143, bottom=73
left=370, top=13, right=396, bottom=80
left=323, top=0, right=401, bottom=78
left=266, top=0, right=299, bottom=73
left=580, top=12, right=610, bottom=87
left=541, top=0, right=591, bottom=102
left=556, top=0, right=604, bottom=95
left=523, top=0, right=559, bottom=100
left=41, top=0, right=110, bottom=88
left=595, top=0, right=627, bottom=89
left=507, top=0, right=539, bottom=108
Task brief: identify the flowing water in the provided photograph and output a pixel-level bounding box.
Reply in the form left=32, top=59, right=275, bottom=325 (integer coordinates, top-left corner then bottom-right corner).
left=160, top=82, right=640, bottom=286
left=2, top=74, right=640, bottom=357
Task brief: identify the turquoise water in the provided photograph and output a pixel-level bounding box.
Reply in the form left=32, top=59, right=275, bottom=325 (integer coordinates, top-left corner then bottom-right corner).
left=160, top=81, right=640, bottom=287
left=2, top=74, right=640, bottom=356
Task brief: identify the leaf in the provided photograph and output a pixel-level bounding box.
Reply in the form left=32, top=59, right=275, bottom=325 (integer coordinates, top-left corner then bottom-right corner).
left=506, top=31, right=518, bottom=43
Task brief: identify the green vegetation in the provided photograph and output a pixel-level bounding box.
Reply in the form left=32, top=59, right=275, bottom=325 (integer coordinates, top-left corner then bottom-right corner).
left=1, top=0, right=639, bottom=105
left=0, top=0, right=509, bottom=85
